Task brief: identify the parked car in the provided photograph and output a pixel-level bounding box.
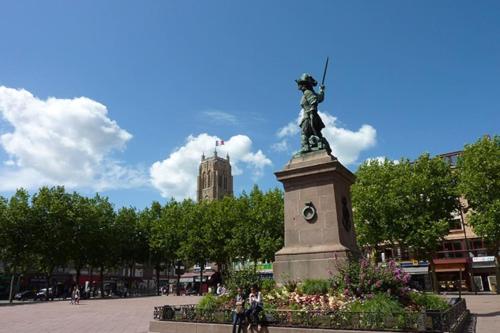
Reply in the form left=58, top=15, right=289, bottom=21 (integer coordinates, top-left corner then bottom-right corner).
left=34, top=288, right=53, bottom=301
left=14, top=290, right=36, bottom=301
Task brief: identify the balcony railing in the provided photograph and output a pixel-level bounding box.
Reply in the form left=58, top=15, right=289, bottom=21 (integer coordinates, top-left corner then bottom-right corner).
left=435, top=248, right=488, bottom=259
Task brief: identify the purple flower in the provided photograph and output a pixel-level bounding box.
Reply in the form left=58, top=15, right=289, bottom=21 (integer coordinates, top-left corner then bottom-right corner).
left=375, top=280, right=382, bottom=288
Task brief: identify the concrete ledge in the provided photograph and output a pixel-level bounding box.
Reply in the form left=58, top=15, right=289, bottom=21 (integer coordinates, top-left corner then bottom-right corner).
left=149, top=321, right=392, bottom=333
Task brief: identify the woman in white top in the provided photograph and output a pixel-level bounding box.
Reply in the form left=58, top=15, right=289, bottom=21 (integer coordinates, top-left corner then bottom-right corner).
left=246, top=285, right=263, bottom=330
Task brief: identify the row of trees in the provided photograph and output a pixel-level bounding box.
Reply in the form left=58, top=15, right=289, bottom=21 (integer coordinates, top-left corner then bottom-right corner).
left=0, top=185, right=284, bottom=302
left=352, top=135, right=500, bottom=292
left=1, top=135, right=497, bottom=299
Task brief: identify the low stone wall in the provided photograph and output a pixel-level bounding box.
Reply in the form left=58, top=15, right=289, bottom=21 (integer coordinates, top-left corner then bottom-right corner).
left=149, top=321, right=390, bottom=333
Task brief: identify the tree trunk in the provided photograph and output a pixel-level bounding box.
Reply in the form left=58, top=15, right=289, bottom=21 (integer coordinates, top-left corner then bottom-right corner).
left=8, top=267, right=16, bottom=304
left=89, top=266, right=93, bottom=298
left=76, top=267, right=81, bottom=288
left=199, top=264, right=204, bottom=296
left=129, top=263, right=134, bottom=288
left=46, top=274, right=51, bottom=301
left=156, top=265, right=161, bottom=296
left=496, top=253, right=500, bottom=295
left=430, top=260, right=439, bottom=293
left=370, top=247, right=377, bottom=265
left=100, top=267, right=105, bottom=298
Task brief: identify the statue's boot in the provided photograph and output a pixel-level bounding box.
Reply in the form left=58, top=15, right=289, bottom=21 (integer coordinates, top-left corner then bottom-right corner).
left=300, top=135, right=310, bottom=153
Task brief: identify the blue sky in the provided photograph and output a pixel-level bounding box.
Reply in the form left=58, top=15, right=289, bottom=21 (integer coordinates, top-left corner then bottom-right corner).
left=0, top=1, right=499, bottom=209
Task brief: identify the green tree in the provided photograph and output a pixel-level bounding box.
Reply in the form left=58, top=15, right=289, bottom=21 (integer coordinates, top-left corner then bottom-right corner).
left=258, top=188, right=284, bottom=262
left=140, top=201, right=166, bottom=295
left=115, top=207, right=148, bottom=287
left=352, top=155, right=457, bottom=291
left=31, top=186, right=73, bottom=299
left=400, top=154, right=457, bottom=291
left=229, top=186, right=284, bottom=268
left=178, top=199, right=210, bottom=295
left=205, top=196, right=238, bottom=277
left=154, top=199, right=187, bottom=294
left=87, top=194, right=116, bottom=297
left=458, top=135, right=500, bottom=293
left=0, top=189, right=36, bottom=303
left=68, top=193, right=97, bottom=286
left=228, top=192, right=252, bottom=262
left=352, top=159, right=401, bottom=257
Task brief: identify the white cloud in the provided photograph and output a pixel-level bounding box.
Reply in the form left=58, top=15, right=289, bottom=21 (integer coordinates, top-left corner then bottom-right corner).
left=150, top=133, right=272, bottom=199
left=366, top=156, right=387, bottom=164
left=0, top=86, right=146, bottom=191
left=274, top=110, right=377, bottom=165
left=203, top=110, right=238, bottom=124
left=365, top=156, right=400, bottom=165
left=271, top=139, right=289, bottom=152
left=277, top=121, right=299, bottom=138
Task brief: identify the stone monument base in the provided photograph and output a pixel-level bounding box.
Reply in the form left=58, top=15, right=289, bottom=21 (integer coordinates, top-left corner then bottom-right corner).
left=273, top=150, right=359, bottom=284
left=274, top=244, right=353, bottom=282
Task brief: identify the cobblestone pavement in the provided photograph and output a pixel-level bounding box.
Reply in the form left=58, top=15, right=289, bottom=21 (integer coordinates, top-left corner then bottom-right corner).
left=0, top=295, right=201, bottom=333
left=459, top=294, right=500, bottom=333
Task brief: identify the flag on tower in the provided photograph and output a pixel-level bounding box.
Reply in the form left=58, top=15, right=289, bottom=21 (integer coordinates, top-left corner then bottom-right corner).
left=216, top=140, right=224, bottom=146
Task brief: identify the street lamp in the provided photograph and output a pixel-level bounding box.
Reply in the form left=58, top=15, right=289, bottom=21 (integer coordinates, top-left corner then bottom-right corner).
left=174, top=260, right=185, bottom=296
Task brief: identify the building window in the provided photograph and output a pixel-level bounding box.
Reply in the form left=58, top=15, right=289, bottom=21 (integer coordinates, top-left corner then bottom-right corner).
left=208, top=171, right=211, bottom=187
left=449, top=217, right=463, bottom=230
left=440, top=241, right=464, bottom=258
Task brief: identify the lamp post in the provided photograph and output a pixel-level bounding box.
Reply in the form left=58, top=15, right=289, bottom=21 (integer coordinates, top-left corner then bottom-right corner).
left=174, top=260, right=185, bottom=296
left=458, top=202, right=476, bottom=294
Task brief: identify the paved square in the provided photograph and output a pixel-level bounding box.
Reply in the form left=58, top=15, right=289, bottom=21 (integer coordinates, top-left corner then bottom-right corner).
left=1, top=294, right=498, bottom=332
left=0, top=296, right=201, bottom=333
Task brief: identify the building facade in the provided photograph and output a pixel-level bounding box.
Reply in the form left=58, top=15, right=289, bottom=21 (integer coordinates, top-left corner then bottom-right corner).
left=370, top=151, right=497, bottom=293
left=197, top=150, right=233, bottom=202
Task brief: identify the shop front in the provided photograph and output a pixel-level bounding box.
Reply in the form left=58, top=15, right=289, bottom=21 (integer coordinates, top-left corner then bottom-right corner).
left=471, top=256, right=497, bottom=292
left=433, top=258, right=469, bottom=291
left=400, top=261, right=431, bottom=291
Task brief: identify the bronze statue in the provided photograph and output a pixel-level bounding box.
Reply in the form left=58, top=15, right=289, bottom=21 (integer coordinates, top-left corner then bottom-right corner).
left=296, top=71, right=332, bottom=155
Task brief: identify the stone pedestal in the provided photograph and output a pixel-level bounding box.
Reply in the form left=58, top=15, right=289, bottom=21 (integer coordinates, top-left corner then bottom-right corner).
left=273, top=150, right=359, bottom=283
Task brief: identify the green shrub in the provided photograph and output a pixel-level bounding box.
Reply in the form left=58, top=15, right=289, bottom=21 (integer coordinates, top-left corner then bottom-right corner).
left=196, top=293, right=219, bottom=312
left=281, top=274, right=299, bottom=292
left=346, top=294, right=408, bottom=330
left=260, top=279, right=276, bottom=293
left=409, top=292, right=449, bottom=311
left=331, top=259, right=411, bottom=298
left=301, top=279, right=330, bottom=295
left=226, top=267, right=260, bottom=294
left=347, top=293, right=404, bottom=314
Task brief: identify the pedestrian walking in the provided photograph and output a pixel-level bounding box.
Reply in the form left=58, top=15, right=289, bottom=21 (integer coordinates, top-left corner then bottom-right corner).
left=75, top=286, right=80, bottom=305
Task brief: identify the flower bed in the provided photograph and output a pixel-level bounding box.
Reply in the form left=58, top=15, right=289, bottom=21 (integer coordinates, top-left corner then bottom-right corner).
left=153, top=260, right=468, bottom=332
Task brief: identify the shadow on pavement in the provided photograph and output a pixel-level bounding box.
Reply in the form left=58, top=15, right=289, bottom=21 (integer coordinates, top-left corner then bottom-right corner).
left=475, top=311, right=500, bottom=317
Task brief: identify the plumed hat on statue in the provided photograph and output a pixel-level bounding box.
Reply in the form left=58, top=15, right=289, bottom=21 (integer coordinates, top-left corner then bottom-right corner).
left=295, top=73, right=318, bottom=87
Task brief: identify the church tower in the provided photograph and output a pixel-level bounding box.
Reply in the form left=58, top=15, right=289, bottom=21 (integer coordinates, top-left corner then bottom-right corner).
left=197, top=150, right=233, bottom=202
